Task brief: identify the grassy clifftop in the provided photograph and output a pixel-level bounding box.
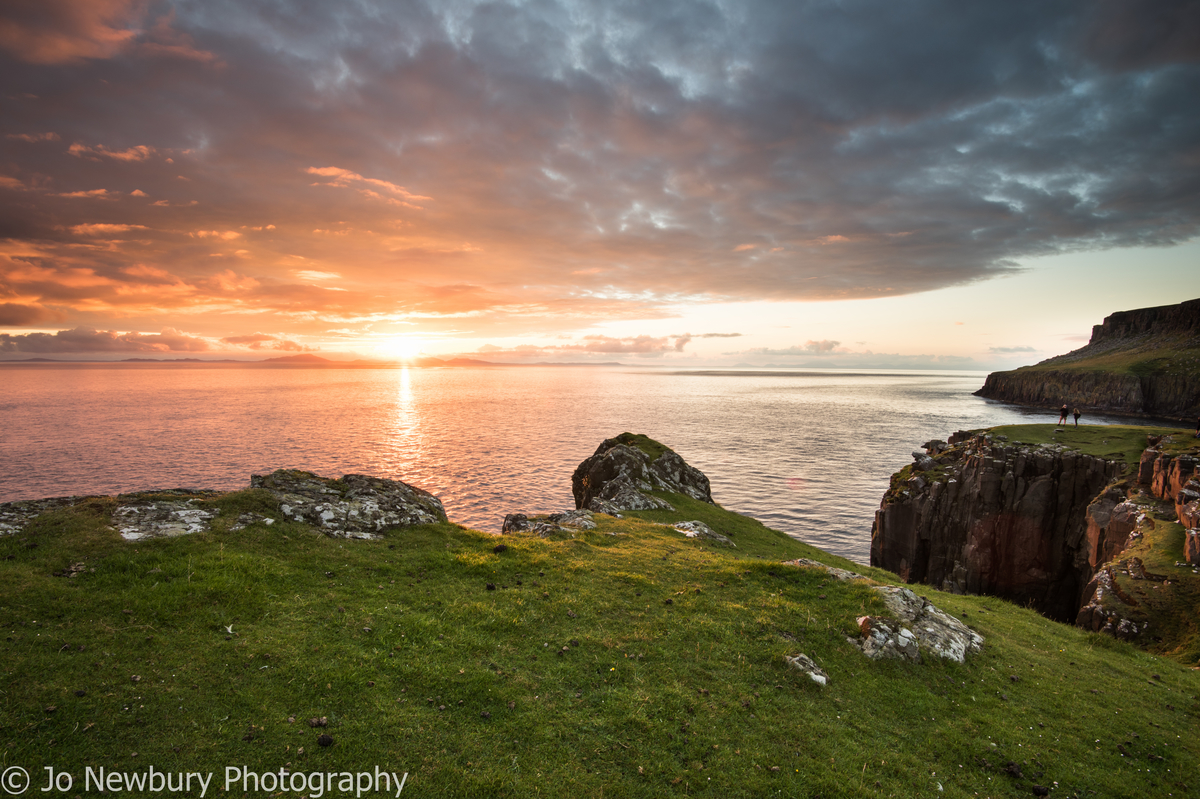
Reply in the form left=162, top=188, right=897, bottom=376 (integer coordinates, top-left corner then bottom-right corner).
left=2, top=457, right=1198, bottom=797
left=976, top=298, right=1200, bottom=419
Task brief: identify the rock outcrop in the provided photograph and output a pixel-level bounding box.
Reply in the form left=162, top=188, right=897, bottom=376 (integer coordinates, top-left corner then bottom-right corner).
left=1140, top=444, right=1200, bottom=563
left=114, top=494, right=221, bottom=540
left=974, top=298, right=1200, bottom=420
left=0, top=472, right=447, bottom=541
left=0, top=496, right=85, bottom=535
left=871, top=434, right=1125, bottom=622
left=672, top=520, right=735, bottom=547
left=572, top=433, right=713, bottom=513
left=501, top=509, right=598, bottom=536
left=250, top=470, right=447, bottom=538
left=784, top=653, right=829, bottom=685
left=784, top=558, right=983, bottom=664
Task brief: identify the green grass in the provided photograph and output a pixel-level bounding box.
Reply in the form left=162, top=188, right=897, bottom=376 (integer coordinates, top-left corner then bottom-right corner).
left=989, top=424, right=1182, bottom=470
left=1099, top=488, right=1200, bottom=665
left=610, top=432, right=673, bottom=461
left=2, top=486, right=1198, bottom=798
left=1019, top=342, right=1200, bottom=380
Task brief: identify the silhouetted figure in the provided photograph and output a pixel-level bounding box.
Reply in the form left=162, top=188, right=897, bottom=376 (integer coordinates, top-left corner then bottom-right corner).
left=1073, top=407, right=1081, bottom=427
left=1058, top=404, right=1069, bottom=425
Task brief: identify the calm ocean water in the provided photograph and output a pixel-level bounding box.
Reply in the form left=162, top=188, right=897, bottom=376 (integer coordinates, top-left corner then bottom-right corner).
left=0, top=364, right=1174, bottom=563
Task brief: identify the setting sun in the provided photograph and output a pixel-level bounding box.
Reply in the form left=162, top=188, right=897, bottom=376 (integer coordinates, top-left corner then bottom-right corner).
left=376, top=337, right=425, bottom=361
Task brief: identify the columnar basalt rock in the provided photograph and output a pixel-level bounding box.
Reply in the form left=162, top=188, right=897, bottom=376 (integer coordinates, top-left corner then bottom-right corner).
left=571, top=433, right=713, bottom=513
left=871, top=434, right=1125, bottom=622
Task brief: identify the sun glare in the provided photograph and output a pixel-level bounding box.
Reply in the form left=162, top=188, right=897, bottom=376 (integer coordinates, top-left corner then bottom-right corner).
left=376, top=337, right=425, bottom=361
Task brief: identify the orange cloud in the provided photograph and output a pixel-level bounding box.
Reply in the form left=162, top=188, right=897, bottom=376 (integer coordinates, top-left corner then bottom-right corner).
left=306, top=166, right=431, bottom=208
left=0, top=0, right=144, bottom=65
left=58, top=188, right=113, bottom=199
left=70, top=223, right=148, bottom=236
left=68, top=142, right=155, bottom=161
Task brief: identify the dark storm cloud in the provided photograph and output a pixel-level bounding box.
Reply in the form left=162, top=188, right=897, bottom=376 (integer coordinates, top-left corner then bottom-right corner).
left=0, top=0, right=1198, bottom=335
left=0, top=325, right=209, bottom=353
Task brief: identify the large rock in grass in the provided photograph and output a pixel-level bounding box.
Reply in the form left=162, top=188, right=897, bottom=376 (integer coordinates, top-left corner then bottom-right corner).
left=572, top=433, right=713, bottom=513
left=251, top=470, right=446, bottom=538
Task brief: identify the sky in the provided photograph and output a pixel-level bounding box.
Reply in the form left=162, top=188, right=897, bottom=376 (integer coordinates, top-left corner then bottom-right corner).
left=1, top=0, right=1198, bottom=368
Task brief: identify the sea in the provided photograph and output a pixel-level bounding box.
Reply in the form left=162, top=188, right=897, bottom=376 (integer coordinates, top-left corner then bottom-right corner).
left=0, top=363, right=1180, bottom=564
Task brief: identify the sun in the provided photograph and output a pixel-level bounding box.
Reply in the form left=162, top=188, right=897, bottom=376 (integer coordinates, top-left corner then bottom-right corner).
left=376, top=337, right=425, bottom=361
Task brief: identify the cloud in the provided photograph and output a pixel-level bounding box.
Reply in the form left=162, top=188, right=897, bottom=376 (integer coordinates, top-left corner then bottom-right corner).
left=0, top=0, right=144, bottom=64
left=736, top=340, right=844, bottom=356
left=70, top=223, right=147, bottom=235
left=0, top=0, right=1198, bottom=344
left=671, top=331, right=742, bottom=350
left=58, top=188, right=113, bottom=199
left=0, top=302, right=64, bottom=325
left=7, top=132, right=60, bottom=142
left=988, top=345, right=1037, bottom=353
left=0, top=326, right=210, bottom=353
left=306, top=167, right=430, bottom=208
left=220, top=332, right=316, bottom=352
left=68, top=142, right=155, bottom=161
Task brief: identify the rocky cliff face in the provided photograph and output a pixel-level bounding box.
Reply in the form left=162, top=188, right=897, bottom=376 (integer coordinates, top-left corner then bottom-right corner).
left=871, top=433, right=1125, bottom=622
left=1140, top=445, right=1200, bottom=562
left=874, top=429, right=1200, bottom=640
left=974, top=298, right=1200, bottom=420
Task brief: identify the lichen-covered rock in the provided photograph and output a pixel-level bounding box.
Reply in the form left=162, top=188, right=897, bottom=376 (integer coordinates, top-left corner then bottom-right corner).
left=784, top=653, right=829, bottom=686
left=250, top=470, right=446, bottom=538
left=114, top=495, right=219, bottom=540
left=782, top=558, right=869, bottom=582
left=502, top=509, right=597, bottom=537
left=572, top=434, right=712, bottom=513
left=0, top=497, right=80, bottom=535
left=674, top=520, right=735, bottom=547
left=852, top=615, right=922, bottom=661
left=784, top=559, right=982, bottom=663
left=860, top=586, right=985, bottom=663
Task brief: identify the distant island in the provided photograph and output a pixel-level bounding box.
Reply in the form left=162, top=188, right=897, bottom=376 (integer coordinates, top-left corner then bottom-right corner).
left=975, top=297, right=1200, bottom=421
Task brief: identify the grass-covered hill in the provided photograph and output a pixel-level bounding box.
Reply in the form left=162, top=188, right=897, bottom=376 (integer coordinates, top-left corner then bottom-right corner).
left=975, top=298, right=1200, bottom=420
left=2, top=438, right=1198, bottom=798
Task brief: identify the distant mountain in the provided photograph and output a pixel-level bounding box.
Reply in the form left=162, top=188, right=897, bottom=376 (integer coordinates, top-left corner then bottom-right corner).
left=120, top=357, right=249, bottom=363
left=259, top=354, right=334, bottom=364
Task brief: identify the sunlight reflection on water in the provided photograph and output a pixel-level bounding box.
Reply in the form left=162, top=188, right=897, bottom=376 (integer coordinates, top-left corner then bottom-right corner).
left=0, top=364, right=1176, bottom=564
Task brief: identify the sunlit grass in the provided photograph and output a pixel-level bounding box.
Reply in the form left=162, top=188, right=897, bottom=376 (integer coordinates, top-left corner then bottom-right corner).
left=1, top=487, right=1197, bottom=797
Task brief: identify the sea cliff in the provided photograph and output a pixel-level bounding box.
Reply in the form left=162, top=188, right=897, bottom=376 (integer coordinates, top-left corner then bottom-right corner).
left=872, top=424, right=1200, bottom=651
left=975, top=297, right=1200, bottom=420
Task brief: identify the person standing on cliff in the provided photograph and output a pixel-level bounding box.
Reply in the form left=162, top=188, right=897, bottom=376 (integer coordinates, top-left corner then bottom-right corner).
left=1073, top=407, right=1081, bottom=427
left=1058, top=404, right=1069, bottom=425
